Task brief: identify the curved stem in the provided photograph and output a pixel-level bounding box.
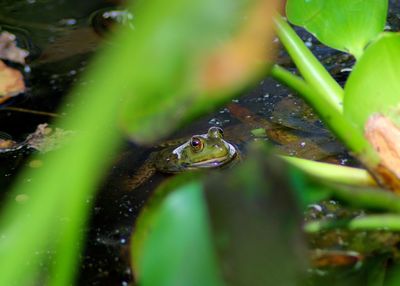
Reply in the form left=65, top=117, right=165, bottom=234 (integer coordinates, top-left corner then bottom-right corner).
left=274, top=15, right=344, bottom=112
left=270, top=65, right=377, bottom=164
left=282, top=156, right=376, bottom=186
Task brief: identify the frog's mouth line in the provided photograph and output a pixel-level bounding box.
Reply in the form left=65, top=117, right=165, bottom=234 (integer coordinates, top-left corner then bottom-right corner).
left=187, top=143, right=238, bottom=169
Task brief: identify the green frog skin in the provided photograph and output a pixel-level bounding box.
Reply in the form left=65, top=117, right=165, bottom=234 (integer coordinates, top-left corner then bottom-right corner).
left=127, top=127, right=238, bottom=189
left=154, top=126, right=238, bottom=173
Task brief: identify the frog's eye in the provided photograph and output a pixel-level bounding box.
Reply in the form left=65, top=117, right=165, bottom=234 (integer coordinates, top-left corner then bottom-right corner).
left=208, top=126, right=224, bottom=138
left=190, top=136, right=203, bottom=152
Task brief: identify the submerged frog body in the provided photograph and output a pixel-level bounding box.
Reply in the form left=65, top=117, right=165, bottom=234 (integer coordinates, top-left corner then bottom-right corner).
left=128, top=127, right=238, bottom=189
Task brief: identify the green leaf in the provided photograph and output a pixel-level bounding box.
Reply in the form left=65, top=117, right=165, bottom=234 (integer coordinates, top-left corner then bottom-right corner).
left=131, top=173, right=200, bottom=272
left=132, top=179, right=224, bottom=286
left=286, top=0, right=388, bottom=58
left=366, top=256, right=388, bottom=286
left=344, top=33, right=400, bottom=130
left=118, top=0, right=274, bottom=143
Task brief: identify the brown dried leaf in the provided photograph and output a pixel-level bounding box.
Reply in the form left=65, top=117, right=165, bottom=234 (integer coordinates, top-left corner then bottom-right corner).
left=365, top=114, right=400, bottom=192
left=0, top=31, right=29, bottom=64
left=0, top=138, right=17, bottom=149
left=365, top=115, right=400, bottom=176
left=200, top=0, right=278, bottom=92
left=0, top=60, right=25, bottom=99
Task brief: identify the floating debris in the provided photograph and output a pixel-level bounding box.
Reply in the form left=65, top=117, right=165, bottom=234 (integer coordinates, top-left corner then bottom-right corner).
left=0, top=60, right=25, bottom=102
left=0, top=31, right=29, bottom=64
left=25, top=123, right=74, bottom=153
left=0, top=131, right=18, bottom=151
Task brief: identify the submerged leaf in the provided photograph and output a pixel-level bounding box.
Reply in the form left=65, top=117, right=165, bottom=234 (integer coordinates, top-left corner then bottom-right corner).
left=286, top=0, right=388, bottom=58
left=37, top=28, right=100, bottom=64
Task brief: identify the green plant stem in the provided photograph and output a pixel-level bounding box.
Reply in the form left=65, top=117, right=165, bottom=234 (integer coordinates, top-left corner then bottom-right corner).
left=282, top=156, right=375, bottom=186
left=270, top=65, right=378, bottom=164
left=305, top=214, right=400, bottom=233
left=283, top=156, right=400, bottom=213
left=273, top=15, right=344, bottom=112
left=327, top=184, right=400, bottom=212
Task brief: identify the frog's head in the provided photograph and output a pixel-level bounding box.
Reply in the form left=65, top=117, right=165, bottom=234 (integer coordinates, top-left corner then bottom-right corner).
left=158, top=127, right=237, bottom=172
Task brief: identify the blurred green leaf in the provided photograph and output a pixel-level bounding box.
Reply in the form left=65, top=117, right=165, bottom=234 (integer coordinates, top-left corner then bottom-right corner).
left=132, top=178, right=224, bottom=286
left=344, top=33, right=400, bottom=131
left=366, top=256, right=388, bottom=286
left=286, top=0, right=388, bottom=58
left=119, top=0, right=276, bottom=143
left=203, top=144, right=306, bottom=286
left=386, top=262, right=400, bottom=286
left=131, top=173, right=201, bottom=273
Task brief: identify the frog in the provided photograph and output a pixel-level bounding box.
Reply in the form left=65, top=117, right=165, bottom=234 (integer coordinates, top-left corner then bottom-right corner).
left=127, top=126, right=239, bottom=190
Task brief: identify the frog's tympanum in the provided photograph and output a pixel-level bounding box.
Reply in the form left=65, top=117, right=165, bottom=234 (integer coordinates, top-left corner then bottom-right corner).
left=128, top=127, right=238, bottom=189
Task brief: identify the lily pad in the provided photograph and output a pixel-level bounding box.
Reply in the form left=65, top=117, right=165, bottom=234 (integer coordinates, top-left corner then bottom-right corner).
left=344, top=33, right=400, bottom=130
left=286, top=0, right=388, bottom=58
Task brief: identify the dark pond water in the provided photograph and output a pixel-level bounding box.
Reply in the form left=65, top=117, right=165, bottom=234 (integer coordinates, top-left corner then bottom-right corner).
left=1, top=0, right=400, bottom=285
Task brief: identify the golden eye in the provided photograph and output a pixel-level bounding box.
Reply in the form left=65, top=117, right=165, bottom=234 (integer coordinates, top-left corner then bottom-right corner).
left=190, top=136, right=203, bottom=152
